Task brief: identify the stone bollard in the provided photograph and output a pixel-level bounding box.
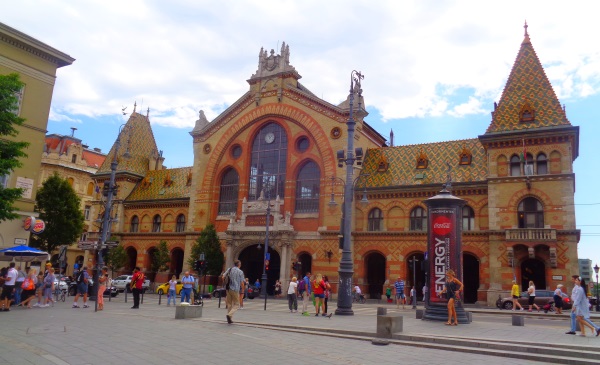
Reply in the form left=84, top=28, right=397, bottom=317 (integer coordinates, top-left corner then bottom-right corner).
left=377, top=307, right=387, bottom=316
left=512, top=314, right=524, bottom=326
left=416, top=309, right=424, bottom=319
left=377, top=314, right=403, bottom=338
left=466, top=311, right=472, bottom=323
left=175, top=305, right=203, bottom=319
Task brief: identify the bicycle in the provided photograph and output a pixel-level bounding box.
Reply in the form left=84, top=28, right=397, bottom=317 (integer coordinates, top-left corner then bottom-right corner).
left=54, top=287, right=66, bottom=302
left=352, top=292, right=366, bottom=304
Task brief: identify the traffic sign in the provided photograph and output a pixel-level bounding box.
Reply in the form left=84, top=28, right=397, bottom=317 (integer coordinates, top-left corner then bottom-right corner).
left=78, top=240, right=98, bottom=250
left=105, top=240, right=119, bottom=247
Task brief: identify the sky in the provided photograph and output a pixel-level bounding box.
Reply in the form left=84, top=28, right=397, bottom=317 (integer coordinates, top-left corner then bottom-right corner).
left=2, top=0, right=599, bottom=269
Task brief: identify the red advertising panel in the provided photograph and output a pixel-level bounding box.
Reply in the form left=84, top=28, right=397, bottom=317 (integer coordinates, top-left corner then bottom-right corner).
left=428, top=208, right=458, bottom=303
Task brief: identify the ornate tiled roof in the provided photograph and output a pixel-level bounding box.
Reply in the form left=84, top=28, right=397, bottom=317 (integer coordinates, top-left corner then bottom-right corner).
left=485, top=26, right=571, bottom=134
left=358, top=138, right=487, bottom=188
left=97, top=111, right=159, bottom=177
left=126, top=167, right=193, bottom=201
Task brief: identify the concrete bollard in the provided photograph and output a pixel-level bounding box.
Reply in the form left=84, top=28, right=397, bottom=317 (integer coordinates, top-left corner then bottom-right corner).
left=416, top=309, right=424, bottom=319
left=377, top=307, right=387, bottom=316
left=175, top=305, right=203, bottom=319
left=466, top=311, right=472, bottom=323
left=377, top=314, right=403, bottom=338
left=512, top=314, right=524, bottom=326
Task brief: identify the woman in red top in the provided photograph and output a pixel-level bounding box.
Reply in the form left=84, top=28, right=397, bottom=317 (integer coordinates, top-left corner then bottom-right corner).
left=313, top=273, right=326, bottom=316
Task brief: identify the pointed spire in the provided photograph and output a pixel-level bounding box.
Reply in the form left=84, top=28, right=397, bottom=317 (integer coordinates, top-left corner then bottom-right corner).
left=522, top=20, right=531, bottom=45
left=146, top=107, right=150, bottom=119
left=524, top=20, right=528, bottom=37
left=133, top=101, right=137, bottom=114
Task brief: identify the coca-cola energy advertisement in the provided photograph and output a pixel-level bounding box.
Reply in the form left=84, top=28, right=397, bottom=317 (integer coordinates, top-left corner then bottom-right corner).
left=428, top=208, right=458, bottom=303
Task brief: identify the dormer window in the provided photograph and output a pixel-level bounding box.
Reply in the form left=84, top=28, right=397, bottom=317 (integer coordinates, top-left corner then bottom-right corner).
left=519, top=99, right=535, bottom=122
left=416, top=149, right=428, bottom=169
left=459, top=145, right=472, bottom=165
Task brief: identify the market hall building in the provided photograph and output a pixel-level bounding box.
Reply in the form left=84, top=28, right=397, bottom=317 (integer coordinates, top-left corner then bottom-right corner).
left=90, top=27, right=579, bottom=305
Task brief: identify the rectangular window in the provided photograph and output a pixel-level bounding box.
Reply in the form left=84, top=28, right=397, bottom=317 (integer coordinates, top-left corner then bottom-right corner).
left=84, top=206, right=91, bottom=220
left=0, top=174, right=8, bottom=188
left=72, top=154, right=77, bottom=163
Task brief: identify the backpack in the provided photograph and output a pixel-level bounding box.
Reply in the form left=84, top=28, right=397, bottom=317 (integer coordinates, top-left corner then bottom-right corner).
left=76, top=270, right=85, bottom=283
left=297, top=279, right=305, bottom=292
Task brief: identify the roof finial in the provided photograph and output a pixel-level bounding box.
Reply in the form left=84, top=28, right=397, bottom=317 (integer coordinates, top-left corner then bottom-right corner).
left=146, top=107, right=150, bottom=118
left=524, top=20, right=528, bottom=37
left=133, top=101, right=137, bottom=113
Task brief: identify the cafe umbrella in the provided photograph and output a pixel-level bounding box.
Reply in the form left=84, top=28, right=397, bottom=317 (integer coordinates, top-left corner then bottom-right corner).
left=0, top=245, right=50, bottom=263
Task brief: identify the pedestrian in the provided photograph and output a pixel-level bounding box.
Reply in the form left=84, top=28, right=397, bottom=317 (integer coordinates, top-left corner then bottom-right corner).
left=254, top=279, right=261, bottom=290
left=42, top=267, right=55, bottom=307
left=130, top=267, right=144, bottom=309
left=287, top=276, right=298, bottom=313
left=568, top=275, right=600, bottom=337
left=167, top=275, right=177, bottom=306
left=274, top=279, right=282, bottom=298
left=180, top=271, right=193, bottom=303
left=301, top=271, right=312, bottom=316
left=423, top=285, right=428, bottom=302
left=527, top=280, right=541, bottom=312
left=385, top=285, right=392, bottom=302
left=244, top=278, right=250, bottom=299
left=312, top=273, right=326, bottom=316
left=14, top=265, right=25, bottom=306
left=410, top=286, right=416, bottom=305
left=323, top=275, right=331, bottom=315
left=510, top=279, right=524, bottom=311
left=394, top=277, right=405, bottom=309
left=32, top=273, right=44, bottom=307
left=439, top=269, right=463, bottom=325
left=238, top=275, right=245, bottom=309
left=553, top=284, right=565, bottom=314
left=72, top=266, right=91, bottom=308
left=97, top=266, right=108, bottom=310
left=1, top=262, right=18, bottom=311
left=19, top=269, right=37, bottom=308
left=223, top=260, right=245, bottom=324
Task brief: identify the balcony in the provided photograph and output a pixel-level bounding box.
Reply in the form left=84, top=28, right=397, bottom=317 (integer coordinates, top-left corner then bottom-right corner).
left=505, top=228, right=556, bottom=242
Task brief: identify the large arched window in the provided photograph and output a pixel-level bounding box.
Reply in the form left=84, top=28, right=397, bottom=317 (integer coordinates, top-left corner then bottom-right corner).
left=367, top=208, right=383, bottom=231
left=152, top=215, right=162, bottom=232
left=462, top=206, right=475, bottom=231
left=249, top=123, right=288, bottom=201
left=510, top=155, right=521, bottom=176
left=518, top=197, right=544, bottom=228
left=410, top=207, right=427, bottom=231
left=218, top=168, right=239, bottom=215
left=536, top=153, right=547, bottom=175
left=175, top=214, right=186, bottom=232
left=295, top=161, right=320, bottom=213
left=130, top=215, right=139, bottom=233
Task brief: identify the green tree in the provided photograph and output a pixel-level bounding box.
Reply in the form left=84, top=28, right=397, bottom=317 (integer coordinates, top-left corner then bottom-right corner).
left=152, top=240, right=170, bottom=272
left=0, top=73, right=29, bottom=222
left=31, top=173, right=84, bottom=253
left=105, top=244, right=127, bottom=278
left=188, top=224, right=224, bottom=275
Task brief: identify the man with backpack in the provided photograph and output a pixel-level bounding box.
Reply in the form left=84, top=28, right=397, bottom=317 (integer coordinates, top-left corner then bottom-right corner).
left=222, top=260, right=244, bottom=324
left=72, top=266, right=90, bottom=308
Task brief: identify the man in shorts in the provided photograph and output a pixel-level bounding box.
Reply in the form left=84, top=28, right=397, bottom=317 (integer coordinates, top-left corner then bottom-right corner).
left=72, top=266, right=90, bottom=308
left=1, top=262, right=18, bottom=311
left=394, top=277, right=406, bottom=309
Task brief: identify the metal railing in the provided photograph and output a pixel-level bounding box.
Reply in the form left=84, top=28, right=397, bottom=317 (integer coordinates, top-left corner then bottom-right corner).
left=505, top=228, right=556, bottom=241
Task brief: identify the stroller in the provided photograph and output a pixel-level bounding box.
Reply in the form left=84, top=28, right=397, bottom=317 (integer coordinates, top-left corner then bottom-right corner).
left=542, top=300, right=555, bottom=313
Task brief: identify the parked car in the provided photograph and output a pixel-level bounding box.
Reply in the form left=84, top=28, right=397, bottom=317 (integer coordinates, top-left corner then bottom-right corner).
left=155, top=281, right=183, bottom=295
left=211, top=285, right=260, bottom=299
left=496, top=290, right=572, bottom=310
left=112, top=275, right=151, bottom=292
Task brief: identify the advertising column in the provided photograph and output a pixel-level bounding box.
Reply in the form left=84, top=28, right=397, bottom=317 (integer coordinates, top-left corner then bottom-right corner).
left=423, top=188, right=469, bottom=324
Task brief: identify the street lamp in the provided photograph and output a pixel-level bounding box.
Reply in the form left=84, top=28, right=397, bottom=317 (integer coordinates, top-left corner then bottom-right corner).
left=96, top=123, right=130, bottom=312
left=335, top=70, right=365, bottom=316
left=261, top=175, right=273, bottom=311
left=409, top=257, right=419, bottom=309
left=594, top=264, right=599, bottom=312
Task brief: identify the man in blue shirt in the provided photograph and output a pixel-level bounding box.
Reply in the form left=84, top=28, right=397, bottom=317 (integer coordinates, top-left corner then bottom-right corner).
left=224, top=260, right=245, bottom=324
left=301, top=272, right=312, bottom=316
left=394, top=277, right=405, bottom=309
left=181, top=271, right=194, bottom=303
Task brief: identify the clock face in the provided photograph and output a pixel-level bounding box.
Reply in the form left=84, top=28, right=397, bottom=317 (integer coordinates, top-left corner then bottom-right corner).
left=265, top=132, right=275, bottom=144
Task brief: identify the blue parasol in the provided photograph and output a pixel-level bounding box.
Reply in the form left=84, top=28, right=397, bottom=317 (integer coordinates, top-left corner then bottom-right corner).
left=0, top=245, right=49, bottom=262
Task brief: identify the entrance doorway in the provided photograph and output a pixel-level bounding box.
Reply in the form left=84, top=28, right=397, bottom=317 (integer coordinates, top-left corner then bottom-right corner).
left=365, top=252, right=386, bottom=300
left=521, top=258, right=546, bottom=290
left=171, top=248, right=184, bottom=278
left=297, top=252, right=312, bottom=279
left=126, top=247, right=137, bottom=273
left=463, top=253, right=480, bottom=303
left=406, top=252, right=425, bottom=300
left=238, top=244, right=281, bottom=295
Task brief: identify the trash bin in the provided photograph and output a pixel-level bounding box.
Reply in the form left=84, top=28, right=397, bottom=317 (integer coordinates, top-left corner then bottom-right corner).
left=207, top=284, right=213, bottom=294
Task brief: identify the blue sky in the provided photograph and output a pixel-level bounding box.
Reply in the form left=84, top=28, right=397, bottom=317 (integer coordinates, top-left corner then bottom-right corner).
left=3, top=0, right=599, bottom=267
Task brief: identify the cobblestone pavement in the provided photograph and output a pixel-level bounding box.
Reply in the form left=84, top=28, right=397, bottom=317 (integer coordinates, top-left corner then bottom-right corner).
left=0, top=294, right=596, bottom=365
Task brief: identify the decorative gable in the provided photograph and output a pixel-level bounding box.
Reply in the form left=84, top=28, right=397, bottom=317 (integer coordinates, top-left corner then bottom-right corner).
left=416, top=149, right=428, bottom=169
left=459, top=144, right=472, bottom=165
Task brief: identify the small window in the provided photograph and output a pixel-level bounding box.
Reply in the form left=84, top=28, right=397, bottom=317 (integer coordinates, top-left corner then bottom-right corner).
left=462, top=206, right=474, bottom=231
left=410, top=207, right=427, bottom=231
left=84, top=206, right=91, bottom=221
left=231, top=145, right=242, bottom=159
left=296, top=136, right=310, bottom=153
left=510, top=155, right=521, bottom=176
left=67, top=177, right=75, bottom=187
left=0, top=174, right=8, bottom=188
left=152, top=215, right=161, bottom=232
left=86, top=182, right=95, bottom=196
left=130, top=216, right=139, bottom=233
left=367, top=208, right=383, bottom=231
left=71, top=154, right=77, bottom=163
left=175, top=214, right=186, bottom=232
left=536, top=153, right=547, bottom=175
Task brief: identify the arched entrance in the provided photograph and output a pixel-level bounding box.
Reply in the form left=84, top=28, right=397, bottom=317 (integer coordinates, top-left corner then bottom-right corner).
left=365, top=252, right=386, bottom=300
left=521, top=258, right=546, bottom=290
left=238, top=244, right=281, bottom=295
left=406, top=252, right=425, bottom=300
left=147, top=246, right=158, bottom=281
left=171, top=248, right=184, bottom=278
left=126, top=247, right=137, bottom=273
left=463, top=253, right=480, bottom=303
left=298, top=252, right=312, bottom=279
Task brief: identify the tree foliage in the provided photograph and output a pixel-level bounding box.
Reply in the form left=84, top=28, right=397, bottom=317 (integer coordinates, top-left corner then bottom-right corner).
left=0, top=73, right=29, bottom=222
left=31, top=174, right=84, bottom=253
left=188, top=224, right=224, bottom=275
left=105, top=244, right=127, bottom=278
left=152, top=240, right=171, bottom=272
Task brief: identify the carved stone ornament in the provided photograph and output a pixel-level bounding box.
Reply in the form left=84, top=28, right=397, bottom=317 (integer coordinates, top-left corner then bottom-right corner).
left=331, top=127, right=342, bottom=139
left=203, top=143, right=211, bottom=154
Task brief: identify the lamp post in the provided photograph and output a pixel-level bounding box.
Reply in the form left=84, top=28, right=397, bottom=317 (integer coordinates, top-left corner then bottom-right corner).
left=594, top=264, right=599, bottom=312
left=410, top=257, right=419, bottom=309
left=96, top=124, right=130, bottom=312
left=261, top=175, right=273, bottom=311
left=200, top=252, right=206, bottom=299
left=335, top=70, right=364, bottom=316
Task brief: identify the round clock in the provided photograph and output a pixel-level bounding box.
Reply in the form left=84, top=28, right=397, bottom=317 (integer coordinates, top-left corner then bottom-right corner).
left=265, top=132, right=275, bottom=144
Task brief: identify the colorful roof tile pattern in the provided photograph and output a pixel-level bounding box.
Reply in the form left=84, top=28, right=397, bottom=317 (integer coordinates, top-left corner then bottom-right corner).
left=358, top=138, right=487, bottom=188
left=97, top=112, right=159, bottom=176
left=485, top=30, right=571, bottom=134
left=126, top=167, right=193, bottom=201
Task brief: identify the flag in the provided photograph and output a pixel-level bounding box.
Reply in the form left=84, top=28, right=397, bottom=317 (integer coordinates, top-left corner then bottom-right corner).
left=519, top=138, right=526, bottom=162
